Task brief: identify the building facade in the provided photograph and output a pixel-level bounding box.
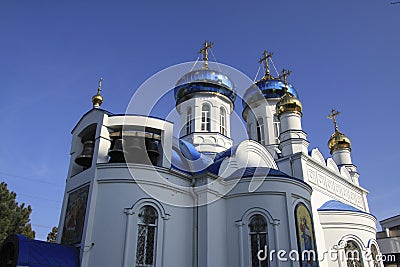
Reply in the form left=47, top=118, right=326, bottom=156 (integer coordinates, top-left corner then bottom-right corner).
left=377, top=215, right=400, bottom=267
left=55, top=43, right=381, bottom=267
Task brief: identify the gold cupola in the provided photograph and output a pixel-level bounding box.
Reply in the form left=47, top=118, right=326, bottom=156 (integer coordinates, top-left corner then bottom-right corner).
left=327, top=109, right=351, bottom=154
left=92, top=77, right=104, bottom=108
left=276, top=69, right=302, bottom=116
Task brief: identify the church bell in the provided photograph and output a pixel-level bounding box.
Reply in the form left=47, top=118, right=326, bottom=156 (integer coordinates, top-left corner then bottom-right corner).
left=75, top=140, right=95, bottom=168
left=108, top=138, right=125, bottom=163
left=126, top=136, right=146, bottom=163
left=146, top=140, right=160, bottom=165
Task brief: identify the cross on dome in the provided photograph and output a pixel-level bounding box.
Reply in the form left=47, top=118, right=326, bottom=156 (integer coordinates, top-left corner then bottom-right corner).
left=279, top=68, right=292, bottom=85
left=258, top=50, right=274, bottom=80
left=199, top=41, right=213, bottom=69
left=328, top=109, right=340, bottom=131
left=92, top=77, right=104, bottom=108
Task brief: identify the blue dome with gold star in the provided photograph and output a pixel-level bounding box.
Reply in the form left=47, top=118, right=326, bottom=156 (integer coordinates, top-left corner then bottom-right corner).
left=174, top=68, right=236, bottom=105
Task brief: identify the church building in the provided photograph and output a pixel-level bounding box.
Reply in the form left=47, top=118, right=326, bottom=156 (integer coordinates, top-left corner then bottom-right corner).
left=0, top=42, right=382, bottom=267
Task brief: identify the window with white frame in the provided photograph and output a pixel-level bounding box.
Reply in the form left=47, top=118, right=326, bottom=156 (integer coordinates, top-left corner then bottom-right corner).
left=220, top=107, right=226, bottom=135
left=135, top=206, right=158, bottom=267
left=186, top=107, right=193, bottom=135
left=249, top=214, right=268, bottom=267
left=273, top=115, right=280, bottom=144
left=256, top=118, right=265, bottom=145
left=201, top=104, right=211, bottom=132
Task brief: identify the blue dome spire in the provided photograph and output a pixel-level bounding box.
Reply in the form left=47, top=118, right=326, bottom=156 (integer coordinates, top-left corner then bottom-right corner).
left=242, top=51, right=299, bottom=109
left=174, top=42, right=236, bottom=105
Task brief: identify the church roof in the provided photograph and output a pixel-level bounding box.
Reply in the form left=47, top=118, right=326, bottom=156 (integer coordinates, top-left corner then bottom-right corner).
left=0, top=234, right=79, bottom=267
left=318, top=200, right=365, bottom=213
left=226, top=167, right=291, bottom=179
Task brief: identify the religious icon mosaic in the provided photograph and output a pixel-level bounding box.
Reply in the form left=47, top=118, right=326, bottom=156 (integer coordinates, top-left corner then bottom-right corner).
left=61, top=185, right=90, bottom=245
left=295, top=203, right=319, bottom=267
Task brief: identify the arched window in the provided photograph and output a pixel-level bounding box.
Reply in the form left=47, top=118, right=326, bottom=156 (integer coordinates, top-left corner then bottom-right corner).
left=136, top=206, right=158, bottom=267
left=256, top=118, right=265, bottom=145
left=201, top=104, right=211, bottom=132
left=220, top=107, right=226, bottom=135
left=273, top=115, right=280, bottom=144
left=186, top=107, right=193, bottom=135
left=370, top=244, right=380, bottom=267
left=345, top=240, right=363, bottom=267
left=249, top=215, right=268, bottom=267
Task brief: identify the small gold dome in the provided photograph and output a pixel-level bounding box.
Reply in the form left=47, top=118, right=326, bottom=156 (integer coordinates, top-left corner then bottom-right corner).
left=328, top=130, right=351, bottom=154
left=92, top=93, right=103, bottom=107
left=92, top=77, right=104, bottom=108
left=276, top=91, right=302, bottom=116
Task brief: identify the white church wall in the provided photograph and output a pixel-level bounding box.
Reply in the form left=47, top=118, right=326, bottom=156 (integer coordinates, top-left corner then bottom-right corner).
left=318, top=211, right=378, bottom=267
left=80, top=166, right=194, bottom=267
left=225, top=176, right=312, bottom=267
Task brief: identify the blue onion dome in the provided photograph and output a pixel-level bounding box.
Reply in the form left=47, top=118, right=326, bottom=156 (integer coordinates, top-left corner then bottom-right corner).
left=242, top=78, right=299, bottom=109
left=174, top=68, right=236, bottom=105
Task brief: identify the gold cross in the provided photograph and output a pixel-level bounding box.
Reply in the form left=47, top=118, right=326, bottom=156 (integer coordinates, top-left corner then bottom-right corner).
left=279, top=69, right=292, bottom=85
left=199, top=41, right=213, bottom=69
left=258, top=50, right=273, bottom=80
left=97, top=77, right=103, bottom=95
left=327, top=109, right=340, bottom=131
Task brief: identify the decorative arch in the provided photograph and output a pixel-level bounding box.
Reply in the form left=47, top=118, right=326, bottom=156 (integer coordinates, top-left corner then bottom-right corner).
left=310, top=148, right=325, bottom=165
left=367, top=239, right=383, bottom=267
left=340, top=167, right=353, bottom=182
left=326, top=158, right=340, bottom=174
left=236, top=207, right=280, bottom=267
left=127, top=198, right=170, bottom=220
left=217, top=140, right=278, bottom=178
left=122, top=198, right=169, bottom=267
left=338, top=234, right=367, bottom=251
left=240, top=207, right=279, bottom=225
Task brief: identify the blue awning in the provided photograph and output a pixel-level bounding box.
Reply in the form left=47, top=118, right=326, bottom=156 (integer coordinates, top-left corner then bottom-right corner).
left=0, top=234, right=79, bottom=267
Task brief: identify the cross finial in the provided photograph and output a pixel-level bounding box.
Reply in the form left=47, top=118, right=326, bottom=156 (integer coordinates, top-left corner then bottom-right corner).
left=279, top=69, right=292, bottom=85
left=199, top=41, right=213, bottom=69
left=92, top=77, right=104, bottom=108
left=97, top=77, right=103, bottom=95
left=327, top=109, right=340, bottom=131
left=258, top=50, right=273, bottom=80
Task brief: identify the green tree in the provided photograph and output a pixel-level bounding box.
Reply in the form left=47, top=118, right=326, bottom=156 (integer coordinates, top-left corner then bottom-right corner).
left=47, top=226, right=58, bottom=243
left=0, top=182, right=35, bottom=243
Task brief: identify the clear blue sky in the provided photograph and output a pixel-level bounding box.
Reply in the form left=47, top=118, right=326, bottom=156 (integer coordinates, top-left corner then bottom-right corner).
left=0, top=0, right=399, bottom=240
